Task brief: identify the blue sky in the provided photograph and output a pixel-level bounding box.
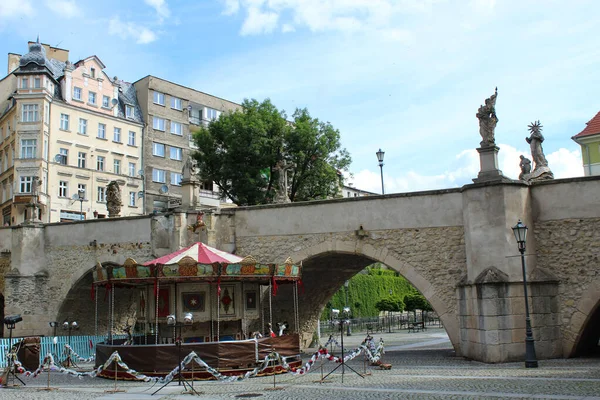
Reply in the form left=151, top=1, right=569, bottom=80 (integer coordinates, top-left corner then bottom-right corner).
left=0, top=0, right=597, bottom=194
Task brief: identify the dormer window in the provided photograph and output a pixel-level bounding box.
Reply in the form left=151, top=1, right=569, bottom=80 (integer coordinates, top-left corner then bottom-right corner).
left=90, top=67, right=96, bottom=78
left=73, top=87, right=82, bottom=101
left=125, top=105, right=134, bottom=119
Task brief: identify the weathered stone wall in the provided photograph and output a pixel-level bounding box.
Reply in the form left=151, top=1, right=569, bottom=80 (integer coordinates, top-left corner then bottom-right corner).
left=235, top=226, right=467, bottom=349
left=533, top=217, right=600, bottom=356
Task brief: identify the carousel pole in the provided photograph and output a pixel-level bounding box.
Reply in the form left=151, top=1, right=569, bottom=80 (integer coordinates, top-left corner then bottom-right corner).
left=111, top=282, right=115, bottom=345
left=155, top=279, right=160, bottom=345
left=94, top=285, right=98, bottom=337
left=269, top=281, right=273, bottom=328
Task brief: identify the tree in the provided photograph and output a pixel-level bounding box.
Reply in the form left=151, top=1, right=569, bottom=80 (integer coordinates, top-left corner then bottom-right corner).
left=403, top=293, right=433, bottom=320
left=191, top=99, right=351, bottom=205
left=375, top=296, right=405, bottom=313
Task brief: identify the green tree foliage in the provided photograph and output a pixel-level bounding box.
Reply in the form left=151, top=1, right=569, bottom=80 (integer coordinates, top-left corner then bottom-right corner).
left=375, top=296, right=405, bottom=313
left=191, top=99, right=351, bottom=205
left=404, top=292, right=433, bottom=319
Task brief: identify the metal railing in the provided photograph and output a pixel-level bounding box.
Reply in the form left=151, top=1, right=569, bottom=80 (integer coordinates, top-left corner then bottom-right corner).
left=319, top=315, right=442, bottom=336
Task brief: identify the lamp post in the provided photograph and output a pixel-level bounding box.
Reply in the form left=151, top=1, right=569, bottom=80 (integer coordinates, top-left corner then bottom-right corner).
left=388, top=289, right=393, bottom=333
left=77, top=189, right=85, bottom=220
left=512, top=220, right=538, bottom=368
left=62, top=319, right=79, bottom=368
left=344, top=280, right=351, bottom=336
left=376, top=149, right=385, bottom=195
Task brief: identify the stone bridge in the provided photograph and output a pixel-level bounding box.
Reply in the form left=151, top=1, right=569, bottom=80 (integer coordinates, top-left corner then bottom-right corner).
left=0, top=176, right=599, bottom=363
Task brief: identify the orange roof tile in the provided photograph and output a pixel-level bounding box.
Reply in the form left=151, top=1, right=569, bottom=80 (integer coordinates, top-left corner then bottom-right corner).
left=573, top=111, right=600, bottom=139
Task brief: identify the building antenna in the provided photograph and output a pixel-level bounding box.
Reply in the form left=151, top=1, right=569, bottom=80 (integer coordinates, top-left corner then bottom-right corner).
left=55, top=40, right=63, bottom=48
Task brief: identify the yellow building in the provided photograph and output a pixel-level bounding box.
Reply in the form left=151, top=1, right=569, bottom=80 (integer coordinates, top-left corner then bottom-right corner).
left=572, top=111, right=600, bottom=176
left=0, top=40, right=143, bottom=224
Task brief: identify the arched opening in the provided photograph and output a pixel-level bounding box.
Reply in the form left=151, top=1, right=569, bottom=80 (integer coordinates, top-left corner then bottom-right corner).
left=572, top=300, right=600, bottom=357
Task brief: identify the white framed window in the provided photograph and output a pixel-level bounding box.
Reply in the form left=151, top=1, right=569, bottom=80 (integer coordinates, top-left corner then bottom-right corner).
left=21, top=139, right=37, bottom=159
left=77, top=183, right=86, bottom=199
left=20, top=176, right=33, bottom=193
left=88, top=91, right=96, bottom=104
left=125, top=105, right=134, bottom=119
left=78, top=118, right=87, bottom=135
left=171, top=96, right=182, bottom=110
left=153, top=91, right=165, bottom=105
left=128, top=162, right=136, bottom=177
left=170, top=121, right=182, bottom=135
left=113, top=127, right=121, bottom=142
left=152, top=116, right=165, bottom=131
left=128, top=131, right=136, bottom=146
left=97, top=186, right=106, bottom=202
left=152, top=168, right=166, bottom=183
left=129, top=191, right=136, bottom=206
left=77, top=152, right=86, bottom=168
left=58, top=148, right=68, bottom=165
left=97, top=123, right=106, bottom=139
left=21, top=78, right=28, bottom=89
left=206, top=108, right=220, bottom=120
left=34, top=77, right=41, bottom=88
left=97, top=155, right=105, bottom=171
left=102, top=95, right=110, bottom=108
left=73, top=87, right=82, bottom=100
left=22, top=104, right=39, bottom=122
left=60, top=113, right=69, bottom=130
left=169, top=146, right=182, bottom=161
left=153, top=142, right=165, bottom=157
left=171, top=172, right=182, bottom=186
left=114, top=159, right=121, bottom=174
left=58, top=180, right=68, bottom=197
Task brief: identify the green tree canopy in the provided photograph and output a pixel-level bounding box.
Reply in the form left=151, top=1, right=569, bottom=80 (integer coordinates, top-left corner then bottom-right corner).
left=404, top=293, right=433, bottom=315
left=191, top=98, right=351, bottom=205
left=375, top=296, right=405, bottom=313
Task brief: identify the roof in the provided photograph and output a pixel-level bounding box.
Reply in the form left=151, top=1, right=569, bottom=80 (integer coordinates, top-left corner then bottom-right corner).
left=572, top=111, right=600, bottom=140
left=144, top=242, right=243, bottom=265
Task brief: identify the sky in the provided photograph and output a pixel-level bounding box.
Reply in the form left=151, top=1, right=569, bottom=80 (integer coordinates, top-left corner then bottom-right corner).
left=0, top=0, right=597, bottom=194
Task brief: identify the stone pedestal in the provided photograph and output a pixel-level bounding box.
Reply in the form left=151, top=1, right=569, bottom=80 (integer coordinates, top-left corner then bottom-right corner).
left=472, top=146, right=509, bottom=183
left=181, top=179, right=199, bottom=210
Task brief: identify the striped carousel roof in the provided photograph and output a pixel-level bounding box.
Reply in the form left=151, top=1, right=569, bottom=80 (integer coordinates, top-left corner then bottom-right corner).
left=143, top=242, right=243, bottom=266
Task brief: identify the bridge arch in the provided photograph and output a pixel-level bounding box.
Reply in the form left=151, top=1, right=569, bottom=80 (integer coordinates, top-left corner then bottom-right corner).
left=287, top=237, right=460, bottom=352
left=566, top=280, right=600, bottom=357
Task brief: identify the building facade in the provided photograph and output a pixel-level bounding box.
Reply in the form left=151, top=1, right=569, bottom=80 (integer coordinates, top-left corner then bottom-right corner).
left=133, top=76, right=239, bottom=213
left=572, top=111, right=600, bottom=176
left=0, top=40, right=144, bottom=224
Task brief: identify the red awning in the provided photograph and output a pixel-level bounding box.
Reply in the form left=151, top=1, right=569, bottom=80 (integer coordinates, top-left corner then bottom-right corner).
left=143, top=242, right=243, bottom=265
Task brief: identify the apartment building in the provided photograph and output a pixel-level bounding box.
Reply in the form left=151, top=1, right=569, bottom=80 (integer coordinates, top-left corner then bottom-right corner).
left=133, top=76, right=239, bottom=213
left=572, top=111, right=600, bottom=176
left=0, top=40, right=144, bottom=224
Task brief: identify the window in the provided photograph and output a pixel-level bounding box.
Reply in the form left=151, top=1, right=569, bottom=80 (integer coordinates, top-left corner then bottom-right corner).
left=152, top=116, right=165, bottom=131
left=153, top=142, right=165, bottom=157
left=20, top=176, right=33, bottom=193
left=128, top=131, right=136, bottom=146
left=21, top=139, right=37, bottom=159
left=22, top=104, right=39, bottom=122
left=43, top=139, right=48, bottom=160
left=78, top=118, right=87, bottom=135
left=171, top=172, right=182, bottom=186
left=152, top=168, right=166, bottom=183
left=113, top=127, right=121, bottom=142
left=97, top=123, right=106, bottom=139
left=60, top=114, right=69, bottom=130
left=97, top=186, right=106, bottom=202
left=170, top=121, right=182, bottom=135
left=114, top=159, right=121, bottom=174
left=102, top=95, right=110, bottom=108
left=153, top=91, right=165, bottom=105
left=206, top=108, right=220, bottom=120
left=58, top=181, right=68, bottom=197
left=88, top=91, right=96, bottom=104
left=78, top=152, right=86, bottom=168
left=34, top=77, right=41, bottom=88
left=90, top=67, right=96, bottom=78
left=58, top=148, right=68, bottom=165
left=128, top=162, right=136, bottom=177
left=77, top=183, right=86, bottom=199
left=129, top=192, right=136, bottom=206
left=125, top=105, right=134, bottom=119
left=73, top=87, right=82, bottom=100
left=44, top=103, right=49, bottom=124
left=169, top=146, right=182, bottom=161
left=171, top=97, right=182, bottom=110
left=97, top=155, right=105, bottom=171
left=21, top=78, right=28, bottom=89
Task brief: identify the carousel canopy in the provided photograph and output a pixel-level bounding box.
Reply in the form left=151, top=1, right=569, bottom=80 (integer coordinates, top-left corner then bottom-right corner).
left=144, top=242, right=243, bottom=265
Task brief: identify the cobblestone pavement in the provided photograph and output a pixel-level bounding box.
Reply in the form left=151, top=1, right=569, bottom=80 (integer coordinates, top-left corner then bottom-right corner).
left=1, top=328, right=599, bottom=399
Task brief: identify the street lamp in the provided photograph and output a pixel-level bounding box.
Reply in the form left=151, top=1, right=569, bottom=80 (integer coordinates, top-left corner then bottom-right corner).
left=512, top=220, right=538, bottom=368
left=388, top=289, right=393, bottom=333
left=62, top=319, right=79, bottom=368
left=376, top=149, right=385, bottom=195
left=72, top=189, right=85, bottom=220
left=344, top=280, right=351, bottom=336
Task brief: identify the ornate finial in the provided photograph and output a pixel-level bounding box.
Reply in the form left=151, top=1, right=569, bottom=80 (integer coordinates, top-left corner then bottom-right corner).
left=240, top=255, right=257, bottom=265
left=527, top=120, right=543, bottom=134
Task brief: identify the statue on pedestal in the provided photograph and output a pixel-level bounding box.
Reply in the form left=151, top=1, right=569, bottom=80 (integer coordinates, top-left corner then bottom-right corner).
left=182, top=156, right=198, bottom=182
left=520, top=121, right=553, bottom=182
left=476, top=88, right=499, bottom=147
left=273, top=159, right=295, bottom=204
left=106, top=181, right=122, bottom=217
left=518, top=155, right=532, bottom=181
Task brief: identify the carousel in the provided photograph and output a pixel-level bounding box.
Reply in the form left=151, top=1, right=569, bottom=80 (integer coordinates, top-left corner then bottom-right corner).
left=91, top=242, right=303, bottom=380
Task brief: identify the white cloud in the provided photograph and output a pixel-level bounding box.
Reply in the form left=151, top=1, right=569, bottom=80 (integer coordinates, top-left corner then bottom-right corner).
left=281, top=23, right=295, bottom=33
left=240, top=6, right=279, bottom=35
left=0, top=0, right=34, bottom=19
left=108, top=16, right=157, bottom=44
left=144, top=0, right=170, bottom=20
left=45, top=0, right=81, bottom=18
left=222, top=0, right=240, bottom=15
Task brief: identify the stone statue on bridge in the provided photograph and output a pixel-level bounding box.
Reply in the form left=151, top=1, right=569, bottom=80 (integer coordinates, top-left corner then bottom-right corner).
left=274, top=159, right=295, bottom=204
left=522, top=120, right=554, bottom=182
left=518, top=155, right=532, bottom=181
left=182, top=156, right=198, bottom=182
left=106, top=181, right=122, bottom=217
left=476, top=87, right=499, bottom=147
